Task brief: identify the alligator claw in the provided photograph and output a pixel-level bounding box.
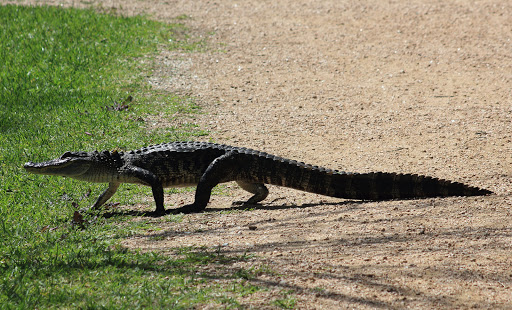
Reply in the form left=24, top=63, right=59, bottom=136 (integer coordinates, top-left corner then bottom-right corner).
left=231, top=201, right=260, bottom=208
left=147, top=210, right=166, bottom=217
left=172, top=203, right=203, bottom=214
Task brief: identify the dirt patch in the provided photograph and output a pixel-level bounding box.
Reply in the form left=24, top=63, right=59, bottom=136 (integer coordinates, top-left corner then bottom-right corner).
left=18, top=0, right=512, bottom=308
left=135, top=1, right=512, bottom=308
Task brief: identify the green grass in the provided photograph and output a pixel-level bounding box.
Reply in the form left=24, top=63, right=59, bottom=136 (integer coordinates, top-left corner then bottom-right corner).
left=0, top=5, right=275, bottom=309
left=272, top=290, right=297, bottom=309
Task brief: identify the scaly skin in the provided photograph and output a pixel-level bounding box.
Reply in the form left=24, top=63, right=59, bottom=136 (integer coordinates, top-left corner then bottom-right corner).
left=24, top=141, right=492, bottom=216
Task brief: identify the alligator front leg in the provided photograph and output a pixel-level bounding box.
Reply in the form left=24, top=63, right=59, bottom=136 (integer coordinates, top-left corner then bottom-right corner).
left=122, top=165, right=165, bottom=216
left=92, top=182, right=120, bottom=210
left=173, top=152, right=240, bottom=214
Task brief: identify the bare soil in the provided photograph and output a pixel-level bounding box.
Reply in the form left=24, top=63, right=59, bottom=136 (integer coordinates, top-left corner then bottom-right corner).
left=17, top=0, right=512, bottom=308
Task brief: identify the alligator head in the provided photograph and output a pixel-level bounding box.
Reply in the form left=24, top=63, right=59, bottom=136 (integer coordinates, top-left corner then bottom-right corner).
left=24, top=151, right=93, bottom=178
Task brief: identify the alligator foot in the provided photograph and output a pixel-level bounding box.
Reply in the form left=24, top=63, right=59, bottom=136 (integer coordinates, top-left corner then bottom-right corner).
left=231, top=201, right=261, bottom=209
left=172, top=203, right=204, bottom=214
left=146, top=209, right=166, bottom=217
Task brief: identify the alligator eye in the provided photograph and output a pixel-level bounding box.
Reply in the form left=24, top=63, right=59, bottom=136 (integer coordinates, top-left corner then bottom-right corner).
left=60, top=151, right=75, bottom=159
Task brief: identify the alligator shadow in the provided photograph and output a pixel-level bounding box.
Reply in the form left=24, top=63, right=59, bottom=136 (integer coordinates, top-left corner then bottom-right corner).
left=207, top=200, right=362, bottom=212
left=101, top=200, right=363, bottom=218
left=101, top=210, right=161, bottom=218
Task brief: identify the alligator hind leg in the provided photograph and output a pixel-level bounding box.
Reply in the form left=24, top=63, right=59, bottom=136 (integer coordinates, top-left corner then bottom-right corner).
left=173, top=151, right=241, bottom=214
left=234, top=180, right=269, bottom=205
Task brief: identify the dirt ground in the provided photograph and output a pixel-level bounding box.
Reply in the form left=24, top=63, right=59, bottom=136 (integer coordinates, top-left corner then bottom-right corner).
left=15, top=0, right=512, bottom=308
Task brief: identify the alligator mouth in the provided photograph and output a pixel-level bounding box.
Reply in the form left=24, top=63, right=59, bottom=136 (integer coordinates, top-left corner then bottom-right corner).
left=24, top=158, right=90, bottom=177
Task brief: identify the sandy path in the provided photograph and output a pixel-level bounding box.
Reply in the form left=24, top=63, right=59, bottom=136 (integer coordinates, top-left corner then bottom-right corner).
left=13, top=0, right=512, bottom=308
left=135, top=1, right=512, bottom=308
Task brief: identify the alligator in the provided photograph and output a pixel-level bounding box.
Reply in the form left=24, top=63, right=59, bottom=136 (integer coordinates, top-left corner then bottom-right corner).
left=24, top=141, right=492, bottom=216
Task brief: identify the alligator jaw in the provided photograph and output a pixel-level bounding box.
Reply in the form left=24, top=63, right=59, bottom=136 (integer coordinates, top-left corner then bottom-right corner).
left=24, top=158, right=91, bottom=177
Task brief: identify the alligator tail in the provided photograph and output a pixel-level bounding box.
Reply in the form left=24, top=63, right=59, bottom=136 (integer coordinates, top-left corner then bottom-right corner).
left=248, top=155, right=492, bottom=200
left=300, top=171, right=491, bottom=200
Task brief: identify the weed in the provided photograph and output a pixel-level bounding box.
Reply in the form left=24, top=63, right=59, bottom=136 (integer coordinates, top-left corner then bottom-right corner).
left=273, top=290, right=297, bottom=309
